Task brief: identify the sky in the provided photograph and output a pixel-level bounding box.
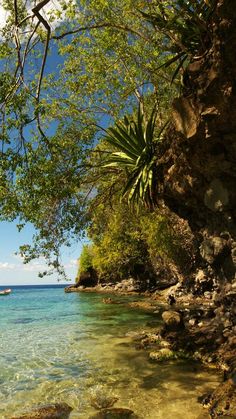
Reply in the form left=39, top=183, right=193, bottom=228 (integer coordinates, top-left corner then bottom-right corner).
left=0, top=220, right=85, bottom=286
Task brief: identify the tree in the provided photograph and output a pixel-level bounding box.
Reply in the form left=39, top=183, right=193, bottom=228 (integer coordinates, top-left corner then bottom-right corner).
left=0, top=0, right=215, bottom=276
left=0, top=0, right=176, bottom=274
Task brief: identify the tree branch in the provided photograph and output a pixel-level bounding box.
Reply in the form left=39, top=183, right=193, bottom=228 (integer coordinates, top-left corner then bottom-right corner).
left=32, top=0, right=51, bottom=100
left=52, top=22, right=150, bottom=42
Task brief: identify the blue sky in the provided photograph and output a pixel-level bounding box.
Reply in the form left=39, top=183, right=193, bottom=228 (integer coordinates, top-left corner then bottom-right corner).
left=0, top=221, right=84, bottom=286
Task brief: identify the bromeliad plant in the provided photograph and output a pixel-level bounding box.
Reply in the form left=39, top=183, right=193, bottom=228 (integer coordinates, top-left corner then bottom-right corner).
left=103, top=106, right=166, bottom=208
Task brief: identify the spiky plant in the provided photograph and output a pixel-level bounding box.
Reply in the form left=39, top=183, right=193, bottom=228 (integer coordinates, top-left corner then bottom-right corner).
left=103, top=107, right=166, bottom=208
left=140, top=0, right=216, bottom=81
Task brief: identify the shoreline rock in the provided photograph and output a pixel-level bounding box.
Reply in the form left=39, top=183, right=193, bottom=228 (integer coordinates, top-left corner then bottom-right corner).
left=10, top=403, right=73, bottom=419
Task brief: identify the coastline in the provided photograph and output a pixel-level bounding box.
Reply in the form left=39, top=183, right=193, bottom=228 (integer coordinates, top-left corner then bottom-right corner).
left=65, top=281, right=236, bottom=418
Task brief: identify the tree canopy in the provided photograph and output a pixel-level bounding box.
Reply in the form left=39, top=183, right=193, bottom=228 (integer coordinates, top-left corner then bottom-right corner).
left=0, top=0, right=214, bottom=277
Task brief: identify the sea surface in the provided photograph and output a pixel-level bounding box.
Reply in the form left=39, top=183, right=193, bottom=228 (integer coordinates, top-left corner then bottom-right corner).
left=0, top=285, right=220, bottom=418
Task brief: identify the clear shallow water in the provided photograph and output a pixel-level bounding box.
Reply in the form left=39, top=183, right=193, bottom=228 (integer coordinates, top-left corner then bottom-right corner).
left=0, top=285, right=220, bottom=418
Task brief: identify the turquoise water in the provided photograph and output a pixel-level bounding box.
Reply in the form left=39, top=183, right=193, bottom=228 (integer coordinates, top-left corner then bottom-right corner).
left=0, top=285, right=220, bottom=418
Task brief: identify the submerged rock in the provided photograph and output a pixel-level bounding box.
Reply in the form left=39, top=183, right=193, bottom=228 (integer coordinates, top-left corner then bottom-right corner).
left=11, top=402, right=72, bottom=419
left=90, top=395, right=119, bottom=410
left=102, top=298, right=123, bottom=305
left=89, top=407, right=136, bottom=419
left=90, top=387, right=118, bottom=410
left=128, top=301, right=157, bottom=312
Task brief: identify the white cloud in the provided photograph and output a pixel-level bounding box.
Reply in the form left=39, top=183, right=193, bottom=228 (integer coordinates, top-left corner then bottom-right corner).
left=0, top=6, right=9, bottom=30
left=0, top=1, right=77, bottom=31
left=22, top=262, right=48, bottom=272
left=0, top=262, right=15, bottom=270
left=64, top=259, right=78, bottom=268
left=0, top=258, right=47, bottom=272
left=0, top=257, right=77, bottom=273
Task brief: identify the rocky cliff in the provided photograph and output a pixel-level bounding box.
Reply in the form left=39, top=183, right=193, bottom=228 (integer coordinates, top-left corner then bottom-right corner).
left=157, top=0, right=236, bottom=401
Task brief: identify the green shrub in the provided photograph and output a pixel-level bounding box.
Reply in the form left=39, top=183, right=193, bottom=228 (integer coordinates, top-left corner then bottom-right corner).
left=77, top=244, right=94, bottom=276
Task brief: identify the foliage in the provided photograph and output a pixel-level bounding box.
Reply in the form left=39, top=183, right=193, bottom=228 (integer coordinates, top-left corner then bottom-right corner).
left=88, top=200, right=150, bottom=281
left=0, top=0, right=210, bottom=276
left=77, top=244, right=94, bottom=276
left=0, top=123, right=92, bottom=277
left=141, top=211, right=182, bottom=264
left=140, top=208, right=194, bottom=273
left=87, top=189, right=193, bottom=282
left=103, top=106, right=167, bottom=208
left=87, top=146, right=192, bottom=282
left=0, top=0, right=176, bottom=274
left=140, top=0, right=215, bottom=80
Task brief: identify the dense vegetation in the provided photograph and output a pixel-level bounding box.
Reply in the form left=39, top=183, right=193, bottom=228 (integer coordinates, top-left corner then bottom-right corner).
left=0, top=0, right=224, bottom=283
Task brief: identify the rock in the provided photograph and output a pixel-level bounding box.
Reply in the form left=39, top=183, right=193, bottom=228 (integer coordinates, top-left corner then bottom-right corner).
left=204, top=379, right=236, bottom=417
left=161, top=310, right=182, bottom=330
left=10, top=403, right=72, bottom=419
left=64, top=285, right=84, bottom=293
left=172, top=97, right=199, bottom=138
left=114, top=278, right=143, bottom=292
left=128, top=301, right=156, bottom=312
left=156, top=276, right=178, bottom=290
left=149, top=348, right=175, bottom=361
left=159, top=340, right=171, bottom=348
left=139, top=333, right=160, bottom=348
left=102, top=298, right=118, bottom=304
left=224, top=320, right=232, bottom=328
left=228, top=336, right=236, bottom=348
left=194, top=269, right=213, bottom=294
left=195, top=269, right=206, bottom=282
left=200, top=236, right=229, bottom=265
left=204, top=179, right=229, bottom=212
left=89, top=408, right=136, bottom=418
left=189, top=318, right=197, bottom=326
left=125, top=331, right=147, bottom=340
left=90, top=387, right=118, bottom=410
left=77, top=268, right=98, bottom=287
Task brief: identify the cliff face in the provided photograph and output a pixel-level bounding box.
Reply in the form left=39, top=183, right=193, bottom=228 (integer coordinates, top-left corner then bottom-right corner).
left=161, top=0, right=236, bottom=294
left=156, top=1, right=236, bottom=386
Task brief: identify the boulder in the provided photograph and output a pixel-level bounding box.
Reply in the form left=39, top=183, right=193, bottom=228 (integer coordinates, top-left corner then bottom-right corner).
left=172, top=97, right=199, bottom=138
left=77, top=268, right=98, bottom=287
left=149, top=348, right=175, bottom=361
left=200, top=236, right=229, bottom=265
left=156, top=276, right=178, bottom=290
left=161, top=310, right=182, bottom=330
left=10, top=402, right=72, bottom=419
left=114, top=278, right=140, bottom=293
left=90, top=389, right=118, bottom=410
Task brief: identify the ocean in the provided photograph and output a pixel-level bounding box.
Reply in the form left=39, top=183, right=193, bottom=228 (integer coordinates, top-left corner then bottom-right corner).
left=0, top=285, right=219, bottom=418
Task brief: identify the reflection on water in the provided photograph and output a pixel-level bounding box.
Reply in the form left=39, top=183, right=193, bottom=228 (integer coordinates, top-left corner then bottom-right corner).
left=0, top=288, right=220, bottom=418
